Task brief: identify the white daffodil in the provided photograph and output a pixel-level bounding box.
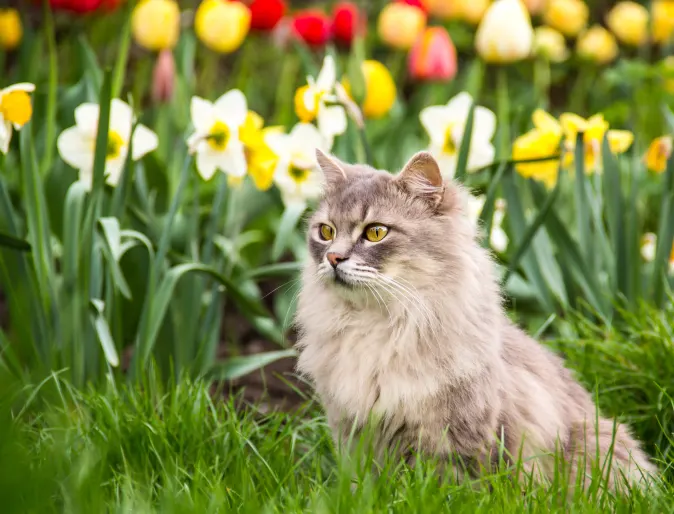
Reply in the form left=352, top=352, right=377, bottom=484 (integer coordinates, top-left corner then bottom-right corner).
left=295, top=55, right=347, bottom=146
left=265, top=123, right=327, bottom=207
left=186, top=89, right=248, bottom=181
left=420, top=92, right=496, bottom=179
left=466, top=194, right=509, bottom=253
left=57, top=99, right=158, bottom=190
left=641, top=233, right=656, bottom=262
left=0, top=83, right=35, bottom=154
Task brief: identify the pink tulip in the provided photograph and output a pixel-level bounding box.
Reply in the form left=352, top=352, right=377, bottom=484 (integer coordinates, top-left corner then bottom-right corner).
left=408, top=27, right=457, bottom=82
left=152, top=49, right=175, bottom=103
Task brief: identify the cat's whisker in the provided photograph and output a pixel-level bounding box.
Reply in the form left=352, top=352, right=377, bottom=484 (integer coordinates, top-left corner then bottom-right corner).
left=376, top=275, right=438, bottom=337
left=374, top=280, right=422, bottom=336
left=365, top=282, right=391, bottom=319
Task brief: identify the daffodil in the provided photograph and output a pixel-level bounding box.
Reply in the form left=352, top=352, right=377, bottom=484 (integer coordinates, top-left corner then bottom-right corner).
left=512, top=109, right=562, bottom=188
left=186, top=89, right=248, bottom=181
left=0, top=83, right=34, bottom=154
left=57, top=99, right=158, bottom=190
left=640, top=232, right=674, bottom=274
left=559, top=113, right=633, bottom=173
left=466, top=195, right=509, bottom=253
left=239, top=111, right=282, bottom=191
left=294, top=55, right=347, bottom=146
left=265, top=123, right=326, bottom=207
left=419, top=92, right=496, bottom=179
left=644, top=136, right=672, bottom=173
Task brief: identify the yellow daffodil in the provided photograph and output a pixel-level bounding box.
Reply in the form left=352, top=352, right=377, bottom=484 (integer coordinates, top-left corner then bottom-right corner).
left=543, top=0, right=588, bottom=37
left=342, top=60, right=396, bottom=120
left=606, top=1, right=649, bottom=47
left=653, top=0, right=674, bottom=44
left=131, top=0, right=181, bottom=51
left=239, top=111, right=281, bottom=191
left=0, top=83, right=35, bottom=154
left=0, top=9, right=22, bottom=50
left=533, top=26, right=569, bottom=62
left=186, top=89, right=248, bottom=180
left=576, top=25, right=618, bottom=65
left=57, top=99, right=158, bottom=189
left=475, top=0, right=534, bottom=64
left=420, top=92, right=496, bottom=179
left=644, top=136, right=672, bottom=173
left=467, top=195, right=509, bottom=253
left=512, top=110, right=563, bottom=188
left=559, top=112, right=633, bottom=173
left=195, top=0, right=251, bottom=54
left=377, top=2, right=426, bottom=50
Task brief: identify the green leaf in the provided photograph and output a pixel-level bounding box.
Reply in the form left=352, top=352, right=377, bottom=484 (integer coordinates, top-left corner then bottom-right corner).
left=272, top=203, right=307, bottom=262
left=244, top=262, right=303, bottom=281
left=111, top=0, right=133, bottom=99
left=652, top=148, right=674, bottom=305
left=208, top=349, right=297, bottom=381
left=573, top=133, right=592, bottom=267
left=454, top=102, right=475, bottom=182
left=89, top=299, right=119, bottom=367
left=601, top=137, right=627, bottom=295
left=0, top=232, right=31, bottom=252
left=41, top=1, right=58, bottom=174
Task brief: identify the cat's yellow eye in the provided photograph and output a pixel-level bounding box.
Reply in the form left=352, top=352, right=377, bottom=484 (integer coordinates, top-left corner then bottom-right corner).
left=364, top=225, right=388, bottom=242
left=319, top=224, right=335, bottom=241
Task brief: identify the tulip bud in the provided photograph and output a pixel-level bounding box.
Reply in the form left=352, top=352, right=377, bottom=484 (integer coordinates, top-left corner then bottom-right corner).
left=533, top=26, right=569, bottom=62
left=408, top=27, right=457, bottom=82
left=653, top=0, right=674, bottom=44
left=291, top=10, right=332, bottom=47
left=0, top=9, right=22, bottom=50
left=377, top=2, right=426, bottom=50
left=132, top=0, right=180, bottom=51
left=249, top=0, right=286, bottom=32
left=543, top=0, right=588, bottom=37
left=195, top=0, right=251, bottom=53
left=152, top=49, right=175, bottom=104
left=576, top=25, right=618, bottom=65
left=606, top=1, right=648, bottom=47
left=424, top=0, right=456, bottom=20
left=475, top=0, right=534, bottom=64
left=332, top=2, right=365, bottom=47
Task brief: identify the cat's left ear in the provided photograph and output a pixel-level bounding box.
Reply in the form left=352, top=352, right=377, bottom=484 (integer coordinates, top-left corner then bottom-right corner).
left=316, top=149, right=349, bottom=189
left=396, top=151, right=445, bottom=207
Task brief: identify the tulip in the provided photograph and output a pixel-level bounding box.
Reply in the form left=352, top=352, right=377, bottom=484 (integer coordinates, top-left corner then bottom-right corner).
left=644, top=136, right=673, bottom=174
left=653, top=0, right=674, bottom=44
left=543, top=0, right=588, bottom=37
left=455, top=0, right=491, bottom=25
left=332, top=2, right=365, bottom=47
left=362, top=60, right=397, bottom=119
left=522, top=0, right=547, bottom=16
left=533, top=26, right=569, bottom=62
left=606, top=1, right=648, bottom=47
left=151, top=49, right=175, bottom=104
left=396, top=0, right=427, bottom=11
left=132, top=0, right=180, bottom=51
left=291, top=10, right=332, bottom=47
left=0, top=9, right=22, bottom=50
left=48, top=0, right=106, bottom=13
left=195, top=0, right=251, bottom=53
left=576, top=25, right=618, bottom=65
left=249, top=0, right=286, bottom=31
left=377, top=2, right=426, bottom=50
left=475, top=0, right=533, bottom=64
left=424, top=0, right=457, bottom=20
left=408, top=27, right=458, bottom=82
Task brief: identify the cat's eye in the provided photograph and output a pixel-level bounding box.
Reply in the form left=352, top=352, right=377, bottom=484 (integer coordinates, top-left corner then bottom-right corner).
left=364, top=224, right=389, bottom=242
left=319, top=224, right=334, bottom=241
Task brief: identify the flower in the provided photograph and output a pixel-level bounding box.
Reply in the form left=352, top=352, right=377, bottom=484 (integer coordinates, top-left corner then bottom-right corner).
left=249, top=0, right=286, bottom=31
left=332, top=2, right=365, bottom=47
left=408, top=27, right=458, bottom=82
left=342, top=60, right=396, bottom=120
left=606, top=1, right=648, bottom=47
left=265, top=123, right=327, bottom=207
left=186, top=90, right=248, bottom=180
left=239, top=112, right=282, bottom=191
left=57, top=99, right=158, bottom=189
left=466, top=195, right=509, bottom=253
left=454, top=0, right=491, bottom=25
left=424, top=0, right=456, bottom=19
left=377, top=2, right=426, bottom=50
left=195, top=0, right=251, bottom=53
left=151, top=49, right=175, bottom=104
left=533, top=26, right=569, bottom=62
left=0, top=83, right=35, bottom=154
left=576, top=25, right=618, bottom=65
left=0, top=9, right=22, bottom=50
left=293, top=55, right=346, bottom=145
left=653, top=0, right=674, bottom=44
left=521, top=0, right=547, bottom=16
left=291, top=10, right=332, bottom=47
left=543, top=0, right=588, bottom=37
left=559, top=112, right=633, bottom=173
left=512, top=110, right=562, bottom=188
left=396, top=0, right=427, bottom=12
left=419, top=92, right=496, bottom=179
left=475, top=0, right=534, bottom=64
left=644, top=136, right=672, bottom=173
left=641, top=233, right=656, bottom=262
left=47, top=0, right=112, bottom=13
left=131, top=0, right=180, bottom=51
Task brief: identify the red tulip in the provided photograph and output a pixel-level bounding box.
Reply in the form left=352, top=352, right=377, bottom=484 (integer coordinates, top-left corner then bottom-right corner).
left=408, top=27, right=457, bottom=82
left=291, top=9, right=332, bottom=47
left=332, top=2, right=365, bottom=47
left=249, top=0, right=286, bottom=31
left=396, top=0, right=427, bottom=13
left=47, top=0, right=120, bottom=12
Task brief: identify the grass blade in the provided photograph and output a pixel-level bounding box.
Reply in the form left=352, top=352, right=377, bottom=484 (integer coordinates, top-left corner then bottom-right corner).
left=573, top=133, right=592, bottom=266
left=208, top=349, right=297, bottom=381
left=272, top=203, right=307, bottom=262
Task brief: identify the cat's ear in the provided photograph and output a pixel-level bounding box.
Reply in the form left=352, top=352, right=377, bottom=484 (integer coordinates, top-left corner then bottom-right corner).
left=396, top=151, right=445, bottom=207
left=316, top=149, right=348, bottom=188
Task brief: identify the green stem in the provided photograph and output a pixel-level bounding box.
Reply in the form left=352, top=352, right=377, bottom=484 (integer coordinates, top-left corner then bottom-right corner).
left=533, top=58, right=551, bottom=109
left=41, top=0, right=58, bottom=175
left=111, top=0, right=134, bottom=99
left=496, top=66, right=511, bottom=160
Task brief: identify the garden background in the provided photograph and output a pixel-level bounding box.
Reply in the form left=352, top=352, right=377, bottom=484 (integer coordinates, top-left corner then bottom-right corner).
left=0, top=0, right=674, bottom=511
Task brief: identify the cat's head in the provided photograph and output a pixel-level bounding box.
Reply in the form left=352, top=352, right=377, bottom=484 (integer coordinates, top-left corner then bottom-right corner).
left=305, top=149, right=476, bottom=296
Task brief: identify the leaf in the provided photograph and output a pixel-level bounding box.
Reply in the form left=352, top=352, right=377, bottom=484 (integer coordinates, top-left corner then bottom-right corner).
left=89, top=299, right=119, bottom=367
left=601, top=137, right=627, bottom=295
left=573, top=133, right=592, bottom=267
left=0, top=232, right=31, bottom=252
left=272, top=203, right=307, bottom=261
left=208, top=349, right=297, bottom=381
left=652, top=148, right=674, bottom=305
left=244, top=262, right=303, bottom=281
left=454, top=101, right=475, bottom=182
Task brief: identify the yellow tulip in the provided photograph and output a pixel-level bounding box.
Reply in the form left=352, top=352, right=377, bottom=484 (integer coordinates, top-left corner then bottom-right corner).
left=512, top=109, right=562, bottom=188
left=475, top=0, right=533, bottom=64
left=576, top=25, right=618, bottom=65
left=644, top=136, right=672, bottom=173
left=653, top=0, right=674, bottom=44
left=131, top=0, right=181, bottom=51
left=533, top=26, right=569, bottom=62
left=377, top=3, right=426, bottom=50
left=425, top=0, right=458, bottom=20
left=543, top=0, right=588, bottom=37
left=457, top=0, right=492, bottom=25
left=195, top=0, right=251, bottom=54
left=606, top=1, right=649, bottom=46
left=0, top=9, right=22, bottom=50
left=360, top=60, right=396, bottom=119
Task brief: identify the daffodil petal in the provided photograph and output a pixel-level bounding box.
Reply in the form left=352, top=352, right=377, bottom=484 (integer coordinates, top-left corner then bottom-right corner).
left=264, top=131, right=289, bottom=158
left=0, top=120, right=12, bottom=154
left=490, top=226, right=509, bottom=253
left=420, top=106, right=451, bottom=147
left=74, top=103, right=100, bottom=136
left=190, top=96, right=215, bottom=133
left=196, top=148, right=220, bottom=181
left=473, top=106, right=497, bottom=142
left=104, top=156, right=127, bottom=187
left=317, top=104, right=347, bottom=140
left=289, top=123, right=325, bottom=161
left=57, top=127, right=94, bottom=171
left=221, top=143, right=247, bottom=177
left=110, top=99, right=134, bottom=141
left=2, top=83, right=36, bottom=95
left=607, top=130, right=634, bottom=154
left=467, top=142, right=495, bottom=171
left=316, top=55, right=336, bottom=91
left=532, top=109, right=561, bottom=134
left=132, top=124, right=159, bottom=160
left=445, top=92, right=474, bottom=120
left=299, top=171, right=324, bottom=201
left=433, top=148, right=458, bottom=179
left=77, top=167, right=94, bottom=191
left=214, top=89, right=247, bottom=128
left=559, top=113, right=588, bottom=140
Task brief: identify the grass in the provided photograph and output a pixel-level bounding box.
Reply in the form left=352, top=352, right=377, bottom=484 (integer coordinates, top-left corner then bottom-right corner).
left=1, top=303, right=674, bottom=513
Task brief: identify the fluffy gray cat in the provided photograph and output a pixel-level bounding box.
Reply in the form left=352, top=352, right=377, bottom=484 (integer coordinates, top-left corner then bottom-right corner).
left=294, top=149, right=656, bottom=491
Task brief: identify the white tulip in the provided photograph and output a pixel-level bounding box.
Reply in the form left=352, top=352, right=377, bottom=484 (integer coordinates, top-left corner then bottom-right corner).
left=475, top=0, right=534, bottom=63
left=57, top=99, right=158, bottom=190
left=0, top=82, right=35, bottom=154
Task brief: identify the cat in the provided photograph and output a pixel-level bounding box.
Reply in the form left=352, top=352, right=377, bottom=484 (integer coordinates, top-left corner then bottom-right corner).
left=294, top=149, right=657, bottom=491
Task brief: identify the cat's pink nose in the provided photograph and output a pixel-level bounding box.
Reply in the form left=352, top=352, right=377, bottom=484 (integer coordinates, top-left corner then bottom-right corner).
left=327, top=252, right=348, bottom=268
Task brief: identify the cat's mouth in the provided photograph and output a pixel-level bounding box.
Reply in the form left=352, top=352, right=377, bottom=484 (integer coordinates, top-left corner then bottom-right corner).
left=333, top=269, right=355, bottom=287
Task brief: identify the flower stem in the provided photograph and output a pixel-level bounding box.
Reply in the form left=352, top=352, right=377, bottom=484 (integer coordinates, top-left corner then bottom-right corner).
left=41, top=0, right=58, bottom=175
left=496, top=66, right=511, bottom=160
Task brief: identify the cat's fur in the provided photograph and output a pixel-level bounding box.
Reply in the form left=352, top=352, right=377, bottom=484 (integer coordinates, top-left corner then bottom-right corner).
left=294, top=150, right=656, bottom=491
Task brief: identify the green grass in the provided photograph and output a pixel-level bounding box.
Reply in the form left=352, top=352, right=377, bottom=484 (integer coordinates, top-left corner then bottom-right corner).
left=2, top=302, right=674, bottom=513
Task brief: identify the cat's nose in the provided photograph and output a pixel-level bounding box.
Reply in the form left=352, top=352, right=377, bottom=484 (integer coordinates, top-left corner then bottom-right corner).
left=326, top=252, right=348, bottom=268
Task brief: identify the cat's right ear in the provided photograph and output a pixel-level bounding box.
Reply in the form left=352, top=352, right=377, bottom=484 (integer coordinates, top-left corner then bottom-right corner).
left=316, top=149, right=348, bottom=189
